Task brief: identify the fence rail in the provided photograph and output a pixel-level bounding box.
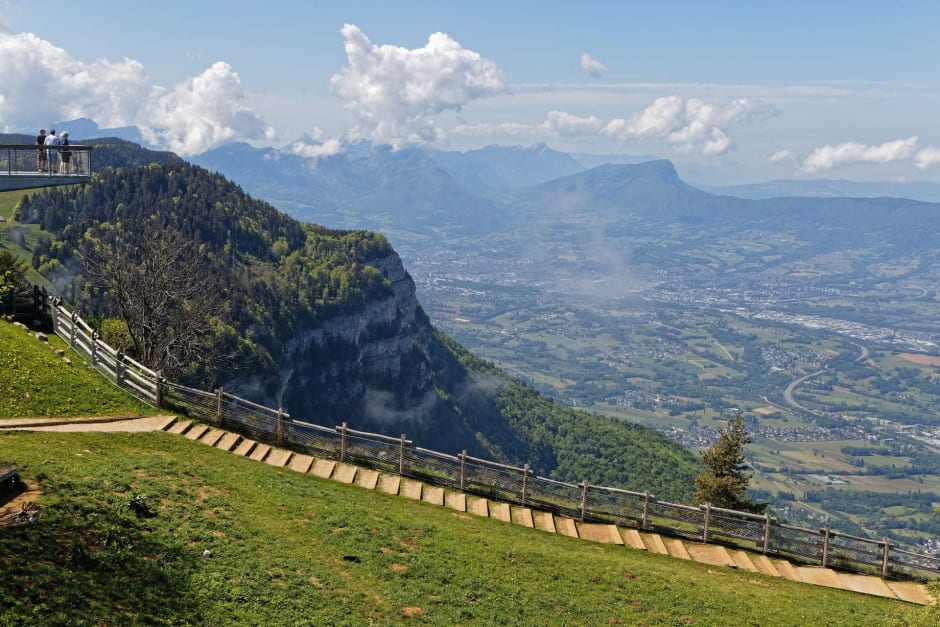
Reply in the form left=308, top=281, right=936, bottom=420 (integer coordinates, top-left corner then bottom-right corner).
left=37, top=296, right=940, bottom=583
left=0, top=143, right=93, bottom=177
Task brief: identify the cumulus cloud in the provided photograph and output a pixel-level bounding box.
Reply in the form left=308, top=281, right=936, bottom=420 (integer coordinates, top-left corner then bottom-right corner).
left=799, top=137, right=919, bottom=174
left=291, top=137, right=344, bottom=160
left=914, top=147, right=940, bottom=171
left=770, top=149, right=797, bottom=163
left=0, top=30, right=271, bottom=155
left=139, top=62, right=274, bottom=156
left=580, top=52, right=606, bottom=77
left=602, top=96, right=774, bottom=155
left=540, top=110, right=604, bottom=136
left=329, top=24, right=507, bottom=148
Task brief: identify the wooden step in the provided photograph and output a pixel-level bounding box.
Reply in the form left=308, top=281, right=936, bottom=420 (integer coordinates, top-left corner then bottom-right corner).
left=265, top=448, right=291, bottom=467
left=511, top=507, right=534, bottom=528
left=356, top=468, right=380, bottom=490
left=331, top=463, right=357, bottom=484
left=233, top=438, right=257, bottom=457
left=533, top=511, right=556, bottom=533
left=577, top=523, right=624, bottom=545
left=400, top=479, right=423, bottom=500
left=444, top=491, right=467, bottom=512
left=215, top=432, right=241, bottom=452
left=157, top=416, right=178, bottom=431
left=621, top=528, right=647, bottom=550
left=795, top=567, right=849, bottom=590
left=752, top=555, right=781, bottom=577
left=774, top=559, right=802, bottom=582
left=640, top=532, right=669, bottom=555
left=685, top=544, right=734, bottom=567
left=730, top=550, right=759, bottom=572
left=167, top=419, right=193, bottom=435
left=249, top=443, right=271, bottom=462
left=422, top=486, right=445, bottom=506
left=311, top=459, right=336, bottom=479
left=288, top=454, right=314, bottom=474
left=185, top=424, right=209, bottom=441
left=376, top=473, right=400, bottom=495
left=489, top=501, right=511, bottom=522
left=199, top=429, right=226, bottom=447
left=838, top=573, right=897, bottom=599
left=555, top=517, right=579, bottom=538
left=467, top=496, right=489, bottom=517
left=887, top=581, right=933, bottom=605
left=666, top=539, right=692, bottom=560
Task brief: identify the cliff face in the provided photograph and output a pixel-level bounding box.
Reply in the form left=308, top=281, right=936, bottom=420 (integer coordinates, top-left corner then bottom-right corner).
left=232, top=250, right=443, bottom=436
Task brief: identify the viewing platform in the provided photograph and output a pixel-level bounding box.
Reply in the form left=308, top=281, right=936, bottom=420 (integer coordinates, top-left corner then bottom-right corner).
left=0, top=144, right=93, bottom=192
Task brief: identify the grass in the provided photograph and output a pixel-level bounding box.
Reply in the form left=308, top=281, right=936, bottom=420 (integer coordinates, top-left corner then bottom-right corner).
left=0, top=320, right=155, bottom=419
left=0, top=430, right=922, bottom=626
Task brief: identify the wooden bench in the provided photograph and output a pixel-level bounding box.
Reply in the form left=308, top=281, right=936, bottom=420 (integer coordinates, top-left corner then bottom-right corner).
left=0, top=468, right=20, bottom=490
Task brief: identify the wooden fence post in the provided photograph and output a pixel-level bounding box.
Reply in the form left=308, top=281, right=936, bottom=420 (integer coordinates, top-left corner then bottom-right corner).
left=115, top=350, right=125, bottom=386
left=155, top=371, right=163, bottom=408
left=90, top=330, right=99, bottom=367
left=399, top=434, right=407, bottom=475
left=762, top=512, right=772, bottom=554
left=215, top=387, right=223, bottom=425
left=521, top=464, right=530, bottom=506
left=642, top=491, right=650, bottom=530
left=340, top=422, right=348, bottom=462
left=881, top=538, right=891, bottom=578
left=69, top=312, right=78, bottom=348
left=702, top=503, right=711, bottom=543
left=580, top=480, right=589, bottom=521
left=276, top=408, right=285, bottom=446
left=459, top=450, right=467, bottom=492
left=820, top=526, right=830, bottom=568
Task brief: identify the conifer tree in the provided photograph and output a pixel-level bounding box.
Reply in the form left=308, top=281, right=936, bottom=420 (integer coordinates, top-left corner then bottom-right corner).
left=693, top=414, right=766, bottom=513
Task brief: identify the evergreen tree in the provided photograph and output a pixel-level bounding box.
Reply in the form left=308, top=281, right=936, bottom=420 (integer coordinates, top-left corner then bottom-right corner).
left=693, top=414, right=766, bottom=513
left=0, top=249, right=30, bottom=293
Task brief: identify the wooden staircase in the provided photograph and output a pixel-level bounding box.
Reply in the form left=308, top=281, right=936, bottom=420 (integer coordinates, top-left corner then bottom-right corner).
left=159, top=417, right=933, bottom=606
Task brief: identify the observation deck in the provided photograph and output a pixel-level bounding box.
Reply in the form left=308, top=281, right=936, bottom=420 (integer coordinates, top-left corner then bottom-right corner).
left=0, top=143, right=93, bottom=192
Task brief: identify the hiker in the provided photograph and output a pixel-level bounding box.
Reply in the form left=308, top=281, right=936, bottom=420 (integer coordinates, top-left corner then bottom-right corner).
left=59, top=132, right=71, bottom=173
left=36, top=129, right=47, bottom=172
left=43, top=129, right=60, bottom=174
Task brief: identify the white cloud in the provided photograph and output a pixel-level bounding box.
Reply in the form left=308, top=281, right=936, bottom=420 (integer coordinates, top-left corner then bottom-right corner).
left=291, top=137, right=344, bottom=160
left=0, top=30, right=271, bottom=155
left=602, top=96, right=773, bottom=155
left=799, top=137, right=919, bottom=174
left=139, top=62, right=274, bottom=156
left=580, top=52, right=606, bottom=78
left=540, top=110, right=604, bottom=136
left=770, top=149, right=797, bottom=163
left=329, top=24, right=507, bottom=148
left=914, top=147, right=940, bottom=171
left=453, top=121, right=537, bottom=136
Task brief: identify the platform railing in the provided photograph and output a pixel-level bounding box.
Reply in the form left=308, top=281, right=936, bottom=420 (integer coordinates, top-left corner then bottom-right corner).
left=0, top=143, right=93, bottom=177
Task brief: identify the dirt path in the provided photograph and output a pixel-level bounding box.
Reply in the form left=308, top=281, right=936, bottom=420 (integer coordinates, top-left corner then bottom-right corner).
left=0, top=479, right=41, bottom=527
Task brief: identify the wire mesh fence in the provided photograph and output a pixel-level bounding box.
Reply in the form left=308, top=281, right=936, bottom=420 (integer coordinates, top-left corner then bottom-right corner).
left=40, top=297, right=940, bottom=583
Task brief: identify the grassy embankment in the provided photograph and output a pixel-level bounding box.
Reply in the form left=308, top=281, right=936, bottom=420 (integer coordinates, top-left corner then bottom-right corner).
left=0, top=318, right=929, bottom=624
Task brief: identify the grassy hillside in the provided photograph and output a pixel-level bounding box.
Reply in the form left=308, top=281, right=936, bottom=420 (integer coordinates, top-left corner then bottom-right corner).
left=0, top=322, right=931, bottom=624
left=0, top=319, right=154, bottom=419
left=0, top=430, right=918, bottom=626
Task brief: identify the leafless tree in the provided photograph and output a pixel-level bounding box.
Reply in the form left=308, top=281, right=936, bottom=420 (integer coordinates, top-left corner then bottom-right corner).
left=83, top=227, right=224, bottom=381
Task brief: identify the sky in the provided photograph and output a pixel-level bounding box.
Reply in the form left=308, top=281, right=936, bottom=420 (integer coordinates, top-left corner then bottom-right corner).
left=1, top=0, right=939, bottom=184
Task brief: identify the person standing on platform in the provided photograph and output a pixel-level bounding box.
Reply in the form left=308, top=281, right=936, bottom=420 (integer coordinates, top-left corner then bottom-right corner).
left=36, top=129, right=47, bottom=172
left=44, top=129, right=60, bottom=174
left=59, top=131, right=71, bottom=173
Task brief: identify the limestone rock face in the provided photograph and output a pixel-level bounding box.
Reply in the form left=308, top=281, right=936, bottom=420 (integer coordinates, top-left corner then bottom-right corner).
left=230, top=251, right=440, bottom=433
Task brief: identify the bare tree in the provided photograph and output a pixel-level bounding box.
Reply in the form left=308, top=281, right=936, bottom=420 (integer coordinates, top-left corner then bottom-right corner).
left=83, top=228, right=224, bottom=381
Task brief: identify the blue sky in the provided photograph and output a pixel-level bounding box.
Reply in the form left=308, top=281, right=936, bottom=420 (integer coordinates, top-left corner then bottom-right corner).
left=2, top=0, right=939, bottom=183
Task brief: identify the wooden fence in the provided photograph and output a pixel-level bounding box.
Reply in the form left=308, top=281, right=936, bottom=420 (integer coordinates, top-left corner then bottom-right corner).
left=0, top=286, right=52, bottom=327
left=44, top=298, right=940, bottom=583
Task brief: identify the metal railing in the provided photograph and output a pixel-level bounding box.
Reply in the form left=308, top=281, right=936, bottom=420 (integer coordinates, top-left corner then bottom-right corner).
left=0, top=143, right=93, bottom=177
left=41, top=297, right=940, bottom=583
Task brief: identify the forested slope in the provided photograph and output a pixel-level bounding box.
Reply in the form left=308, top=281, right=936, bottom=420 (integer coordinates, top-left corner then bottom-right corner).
left=9, top=158, right=700, bottom=500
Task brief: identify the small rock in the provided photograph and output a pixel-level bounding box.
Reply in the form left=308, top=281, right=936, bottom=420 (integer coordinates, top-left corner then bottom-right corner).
left=62, top=357, right=72, bottom=366
left=35, top=332, right=48, bottom=342
left=54, top=349, right=65, bottom=357
left=202, top=549, right=212, bottom=558
left=13, top=322, right=27, bottom=330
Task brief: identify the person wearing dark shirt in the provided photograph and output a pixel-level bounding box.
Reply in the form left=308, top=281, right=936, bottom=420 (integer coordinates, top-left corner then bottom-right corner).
left=36, top=129, right=47, bottom=172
